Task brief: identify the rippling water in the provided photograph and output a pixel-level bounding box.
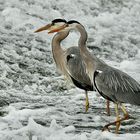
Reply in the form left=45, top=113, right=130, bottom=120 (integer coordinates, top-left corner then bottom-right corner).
left=0, top=0, right=140, bottom=139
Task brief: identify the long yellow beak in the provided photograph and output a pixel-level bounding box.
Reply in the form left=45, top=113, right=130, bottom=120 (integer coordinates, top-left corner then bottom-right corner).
left=34, top=23, right=67, bottom=34
left=34, top=24, right=51, bottom=33
left=48, top=24, right=67, bottom=34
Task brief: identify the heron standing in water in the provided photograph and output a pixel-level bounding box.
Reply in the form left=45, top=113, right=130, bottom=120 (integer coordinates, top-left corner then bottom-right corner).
left=46, top=20, right=140, bottom=133
left=35, top=19, right=110, bottom=114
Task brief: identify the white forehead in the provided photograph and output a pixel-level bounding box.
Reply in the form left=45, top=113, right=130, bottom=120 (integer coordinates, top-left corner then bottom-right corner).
left=69, top=23, right=77, bottom=27
left=55, top=22, right=65, bottom=26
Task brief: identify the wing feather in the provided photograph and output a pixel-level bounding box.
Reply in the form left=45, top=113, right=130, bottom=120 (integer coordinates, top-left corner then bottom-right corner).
left=65, top=47, right=92, bottom=86
left=94, top=66, right=140, bottom=105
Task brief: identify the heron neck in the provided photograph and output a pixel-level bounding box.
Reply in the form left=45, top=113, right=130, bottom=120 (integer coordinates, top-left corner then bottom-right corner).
left=76, top=24, right=100, bottom=79
left=52, top=31, right=69, bottom=54
left=77, top=24, right=97, bottom=60
left=77, top=24, right=87, bottom=49
left=76, top=24, right=93, bottom=60
left=52, top=31, right=69, bottom=51
left=51, top=30, right=69, bottom=75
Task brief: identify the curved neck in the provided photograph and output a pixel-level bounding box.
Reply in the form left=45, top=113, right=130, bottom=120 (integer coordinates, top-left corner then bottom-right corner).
left=52, top=30, right=69, bottom=51
left=51, top=30, right=69, bottom=75
left=76, top=23, right=99, bottom=80
left=76, top=24, right=88, bottom=49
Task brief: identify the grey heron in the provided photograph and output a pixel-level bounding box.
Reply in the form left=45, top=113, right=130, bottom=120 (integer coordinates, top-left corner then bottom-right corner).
left=34, top=19, right=110, bottom=114
left=49, top=20, right=140, bottom=133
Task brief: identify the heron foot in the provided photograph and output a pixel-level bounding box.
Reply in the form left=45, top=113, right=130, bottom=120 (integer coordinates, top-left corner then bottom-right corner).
left=102, top=125, right=110, bottom=132
left=102, top=114, right=129, bottom=133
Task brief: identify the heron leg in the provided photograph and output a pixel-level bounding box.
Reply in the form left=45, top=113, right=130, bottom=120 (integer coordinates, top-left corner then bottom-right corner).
left=120, top=104, right=129, bottom=120
left=85, top=90, right=89, bottom=113
left=106, top=100, right=110, bottom=116
left=102, top=103, right=129, bottom=133
left=115, top=104, right=121, bottom=133
left=102, top=103, right=120, bottom=133
left=114, top=104, right=129, bottom=133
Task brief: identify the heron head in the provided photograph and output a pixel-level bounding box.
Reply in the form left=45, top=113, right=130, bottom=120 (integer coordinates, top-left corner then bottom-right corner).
left=67, top=20, right=81, bottom=27
left=64, top=20, right=81, bottom=30
left=48, top=20, right=82, bottom=33
left=34, top=18, right=67, bottom=33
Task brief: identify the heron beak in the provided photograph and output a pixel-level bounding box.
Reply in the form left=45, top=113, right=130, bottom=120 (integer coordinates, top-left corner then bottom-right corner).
left=48, top=24, right=67, bottom=34
left=34, top=24, right=51, bottom=33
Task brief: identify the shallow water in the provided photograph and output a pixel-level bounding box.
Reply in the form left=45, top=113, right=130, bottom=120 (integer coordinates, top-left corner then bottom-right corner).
left=0, top=0, right=140, bottom=139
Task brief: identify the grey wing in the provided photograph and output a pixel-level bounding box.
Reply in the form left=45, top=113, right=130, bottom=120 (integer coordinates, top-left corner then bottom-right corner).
left=94, top=66, right=140, bottom=105
left=66, top=47, right=92, bottom=86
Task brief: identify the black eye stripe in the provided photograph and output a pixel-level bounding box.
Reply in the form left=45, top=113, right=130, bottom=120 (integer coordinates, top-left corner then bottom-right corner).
left=52, top=18, right=67, bottom=24
left=67, top=20, right=80, bottom=24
